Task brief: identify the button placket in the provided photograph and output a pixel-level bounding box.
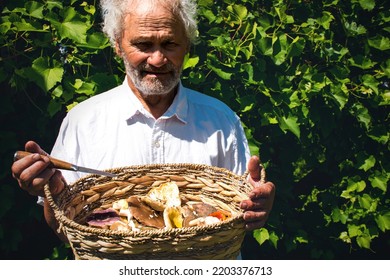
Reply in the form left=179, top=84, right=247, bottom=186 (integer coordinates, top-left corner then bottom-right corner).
left=151, top=119, right=164, bottom=163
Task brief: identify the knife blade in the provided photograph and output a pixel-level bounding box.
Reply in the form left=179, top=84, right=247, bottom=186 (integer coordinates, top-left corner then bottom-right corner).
left=14, top=151, right=117, bottom=177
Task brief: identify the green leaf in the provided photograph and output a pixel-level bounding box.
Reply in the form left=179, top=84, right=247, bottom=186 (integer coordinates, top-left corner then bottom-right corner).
left=239, top=95, right=255, bottom=113
left=349, top=55, right=376, bottom=69
left=347, top=180, right=366, bottom=192
left=317, top=11, right=334, bottom=29
left=348, top=224, right=360, bottom=238
left=358, top=155, right=376, bottom=171
left=339, top=231, right=351, bottom=243
left=51, top=85, right=63, bottom=98
left=273, top=33, right=288, bottom=65
left=77, top=32, right=110, bottom=49
left=287, top=36, right=305, bottom=58
left=344, top=21, right=367, bottom=36
left=208, top=65, right=233, bottom=80
left=359, top=0, right=375, bottom=11
left=253, top=228, right=269, bottom=245
left=362, top=74, right=379, bottom=94
left=358, top=194, right=372, bottom=210
left=295, top=230, right=309, bottom=244
left=368, top=36, right=390, bottom=51
left=21, top=57, right=64, bottom=91
left=242, top=63, right=254, bottom=82
left=24, top=1, right=45, bottom=19
left=73, top=79, right=96, bottom=95
left=278, top=115, right=301, bottom=139
left=46, top=0, right=63, bottom=10
left=83, top=4, right=96, bottom=15
left=367, top=126, right=389, bottom=145
left=201, top=9, right=216, bottom=23
left=51, top=7, right=89, bottom=43
left=13, top=19, right=46, bottom=32
left=369, top=173, right=388, bottom=192
left=183, top=54, right=199, bottom=70
left=351, top=103, right=371, bottom=130
left=233, top=4, right=248, bottom=20
left=258, top=37, right=273, bottom=56
left=331, top=207, right=348, bottom=224
left=66, top=101, right=79, bottom=112
left=332, top=84, right=349, bottom=109
left=356, top=235, right=371, bottom=249
left=268, top=231, right=279, bottom=249
left=375, top=212, right=390, bottom=232
left=243, top=124, right=260, bottom=157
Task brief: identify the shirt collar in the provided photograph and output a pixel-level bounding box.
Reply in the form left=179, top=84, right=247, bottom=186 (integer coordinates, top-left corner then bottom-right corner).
left=122, top=77, right=188, bottom=124
left=162, top=83, right=188, bottom=124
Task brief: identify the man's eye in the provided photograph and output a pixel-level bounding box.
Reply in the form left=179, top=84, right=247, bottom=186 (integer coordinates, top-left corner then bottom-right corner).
left=163, top=42, right=178, bottom=49
left=133, top=42, right=152, bottom=50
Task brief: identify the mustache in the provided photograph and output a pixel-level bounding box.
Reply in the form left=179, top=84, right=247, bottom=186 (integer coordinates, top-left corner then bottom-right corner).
left=138, top=63, right=175, bottom=73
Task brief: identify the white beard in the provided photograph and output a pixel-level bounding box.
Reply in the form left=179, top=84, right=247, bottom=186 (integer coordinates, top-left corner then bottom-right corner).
left=124, top=59, right=181, bottom=97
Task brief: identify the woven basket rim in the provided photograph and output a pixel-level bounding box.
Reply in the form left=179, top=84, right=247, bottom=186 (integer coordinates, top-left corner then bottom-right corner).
left=44, top=162, right=265, bottom=238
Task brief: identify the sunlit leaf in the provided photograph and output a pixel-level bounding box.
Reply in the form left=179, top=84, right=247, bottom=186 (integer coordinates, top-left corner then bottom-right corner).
left=369, top=173, right=388, bottom=192
left=358, top=0, right=375, bottom=11
left=233, top=4, right=248, bottom=20
left=356, top=235, right=371, bottom=249
left=20, top=57, right=64, bottom=91
left=346, top=180, right=366, bottom=192
left=253, top=228, right=269, bottom=245
left=375, top=212, right=390, bottom=232
left=51, top=7, right=89, bottom=43
left=368, top=36, right=390, bottom=50
left=348, top=224, right=360, bottom=238
left=278, top=115, right=301, bottom=139
left=348, top=55, right=376, bottom=69
left=357, top=154, right=376, bottom=171
left=358, top=194, right=372, bottom=210
left=183, top=54, right=200, bottom=70
left=25, top=1, right=44, bottom=19
left=317, top=11, right=334, bottom=29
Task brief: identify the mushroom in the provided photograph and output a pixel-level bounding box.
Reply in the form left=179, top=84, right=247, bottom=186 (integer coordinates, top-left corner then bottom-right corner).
left=182, top=202, right=218, bottom=227
left=110, top=220, right=131, bottom=231
left=163, top=206, right=184, bottom=229
left=127, top=195, right=165, bottom=229
left=142, top=182, right=181, bottom=211
left=188, top=216, right=221, bottom=227
left=85, top=208, right=121, bottom=229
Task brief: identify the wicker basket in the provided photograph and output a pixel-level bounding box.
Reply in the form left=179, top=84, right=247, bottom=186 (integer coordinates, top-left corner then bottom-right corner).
left=44, top=163, right=265, bottom=260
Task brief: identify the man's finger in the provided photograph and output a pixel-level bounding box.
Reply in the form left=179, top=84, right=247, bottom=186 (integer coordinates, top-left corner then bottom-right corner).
left=25, top=140, right=49, bottom=155
left=247, top=155, right=261, bottom=181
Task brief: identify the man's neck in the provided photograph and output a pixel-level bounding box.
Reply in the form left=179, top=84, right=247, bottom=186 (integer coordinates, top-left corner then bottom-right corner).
left=127, top=78, right=177, bottom=119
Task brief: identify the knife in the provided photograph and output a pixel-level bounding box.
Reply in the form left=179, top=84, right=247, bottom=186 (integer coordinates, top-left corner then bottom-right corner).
left=14, top=151, right=117, bottom=177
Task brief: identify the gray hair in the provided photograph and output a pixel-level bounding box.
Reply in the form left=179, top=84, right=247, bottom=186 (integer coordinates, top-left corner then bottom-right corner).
left=100, top=0, right=198, bottom=46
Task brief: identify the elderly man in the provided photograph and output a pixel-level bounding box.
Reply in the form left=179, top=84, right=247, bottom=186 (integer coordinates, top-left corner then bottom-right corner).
left=11, top=0, right=275, bottom=248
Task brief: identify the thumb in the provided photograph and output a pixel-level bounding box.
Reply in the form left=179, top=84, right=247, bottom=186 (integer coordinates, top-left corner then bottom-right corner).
left=247, top=155, right=261, bottom=182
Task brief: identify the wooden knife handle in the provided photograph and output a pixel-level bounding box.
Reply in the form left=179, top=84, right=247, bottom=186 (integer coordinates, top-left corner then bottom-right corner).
left=14, top=151, right=74, bottom=171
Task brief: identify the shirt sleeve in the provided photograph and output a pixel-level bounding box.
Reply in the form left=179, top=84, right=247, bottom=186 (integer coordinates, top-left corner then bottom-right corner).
left=50, top=113, right=82, bottom=184
left=229, top=119, right=251, bottom=176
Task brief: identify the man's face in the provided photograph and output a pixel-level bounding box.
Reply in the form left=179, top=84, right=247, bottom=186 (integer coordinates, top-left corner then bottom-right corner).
left=117, top=5, right=189, bottom=96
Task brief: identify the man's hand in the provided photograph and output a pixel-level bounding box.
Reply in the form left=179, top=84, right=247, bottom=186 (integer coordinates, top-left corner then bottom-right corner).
left=11, top=141, right=65, bottom=197
left=240, top=155, right=275, bottom=231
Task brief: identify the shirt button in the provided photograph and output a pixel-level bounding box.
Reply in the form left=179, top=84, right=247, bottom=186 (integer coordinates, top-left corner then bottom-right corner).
left=155, top=141, right=160, bottom=148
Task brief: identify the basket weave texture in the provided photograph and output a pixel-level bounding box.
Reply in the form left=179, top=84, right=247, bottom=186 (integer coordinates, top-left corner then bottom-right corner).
left=44, top=163, right=265, bottom=260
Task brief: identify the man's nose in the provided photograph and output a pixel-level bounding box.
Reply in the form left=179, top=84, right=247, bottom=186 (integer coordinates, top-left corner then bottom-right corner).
left=147, top=49, right=167, bottom=67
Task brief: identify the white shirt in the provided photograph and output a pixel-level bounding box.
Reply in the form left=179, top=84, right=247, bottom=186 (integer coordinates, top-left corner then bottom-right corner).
left=50, top=78, right=251, bottom=184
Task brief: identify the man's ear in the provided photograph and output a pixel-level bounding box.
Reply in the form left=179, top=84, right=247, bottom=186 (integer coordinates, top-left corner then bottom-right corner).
left=115, top=40, right=122, bottom=56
